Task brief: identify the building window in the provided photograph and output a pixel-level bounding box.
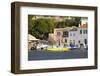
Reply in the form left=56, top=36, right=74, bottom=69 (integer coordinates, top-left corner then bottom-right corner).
left=83, top=29, right=88, bottom=34
left=57, top=32, right=60, bottom=36
left=86, top=29, right=87, bottom=34
left=70, top=40, right=72, bottom=44
left=80, top=29, right=82, bottom=34
left=73, top=40, right=75, bottom=44
left=83, top=30, right=86, bottom=34
left=65, top=39, right=67, bottom=43
left=70, top=33, right=72, bottom=36
left=63, top=31, right=69, bottom=37
left=78, top=40, right=80, bottom=44
left=73, top=33, right=75, bottom=36
left=84, top=39, right=87, bottom=44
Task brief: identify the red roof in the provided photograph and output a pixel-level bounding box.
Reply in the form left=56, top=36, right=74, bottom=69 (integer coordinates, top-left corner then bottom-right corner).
left=80, top=23, right=88, bottom=28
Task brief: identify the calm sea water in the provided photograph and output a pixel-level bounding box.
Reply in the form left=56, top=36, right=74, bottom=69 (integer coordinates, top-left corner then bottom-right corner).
left=28, top=48, right=88, bottom=61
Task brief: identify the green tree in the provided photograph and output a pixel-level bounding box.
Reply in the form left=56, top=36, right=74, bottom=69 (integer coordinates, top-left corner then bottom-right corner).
left=65, top=17, right=81, bottom=27
left=33, top=18, right=49, bottom=39
left=28, top=15, right=35, bottom=34
left=29, top=17, right=55, bottom=40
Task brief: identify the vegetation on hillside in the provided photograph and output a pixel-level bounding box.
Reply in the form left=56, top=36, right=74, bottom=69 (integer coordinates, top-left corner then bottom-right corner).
left=28, top=15, right=81, bottom=40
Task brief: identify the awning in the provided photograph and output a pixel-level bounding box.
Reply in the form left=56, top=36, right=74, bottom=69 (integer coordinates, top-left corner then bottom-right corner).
left=28, top=34, right=39, bottom=41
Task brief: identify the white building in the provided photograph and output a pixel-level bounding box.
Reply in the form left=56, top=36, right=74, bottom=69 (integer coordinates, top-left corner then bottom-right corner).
left=51, top=18, right=88, bottom=48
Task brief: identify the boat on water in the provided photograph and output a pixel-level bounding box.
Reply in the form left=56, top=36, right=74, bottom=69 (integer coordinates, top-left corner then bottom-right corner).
left=36, top=44, right=72, bottom=51
left=47, top=46, right=69, bottom=52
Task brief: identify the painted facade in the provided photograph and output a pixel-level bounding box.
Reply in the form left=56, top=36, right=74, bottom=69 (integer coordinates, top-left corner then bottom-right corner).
left=49, top=18, right=88, bottom=48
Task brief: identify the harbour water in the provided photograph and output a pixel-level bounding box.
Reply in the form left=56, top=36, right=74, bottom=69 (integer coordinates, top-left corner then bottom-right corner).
left=28, top=48, right=88, bottom=61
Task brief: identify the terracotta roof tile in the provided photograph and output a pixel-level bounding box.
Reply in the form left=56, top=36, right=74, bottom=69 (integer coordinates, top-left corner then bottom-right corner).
left=80, top=23, right=88, bottom=28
